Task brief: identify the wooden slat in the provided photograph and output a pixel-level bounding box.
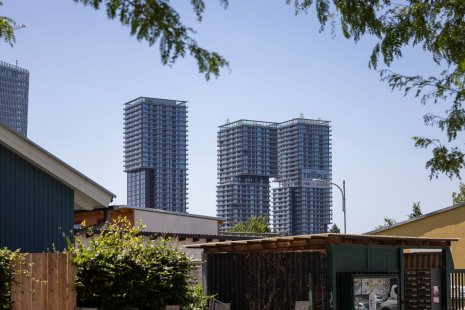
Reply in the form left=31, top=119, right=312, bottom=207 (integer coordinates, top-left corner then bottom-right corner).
left=41, top=253, right=48, bottom=310
left=23, top=255, right=32, bottom=310
left=48, top=253, right=57, bottom=310
left=67, top=254, right=77, bottom=310
left=10, top=257, right=23, bottom=310
left=57, top=254, right=67, bottom=309
left=31, top=253, right=42, bottom=309
left=9, top=253, right=77, bottom=310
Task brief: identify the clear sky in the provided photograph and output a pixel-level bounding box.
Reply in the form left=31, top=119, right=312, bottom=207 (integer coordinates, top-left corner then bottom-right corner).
left=1, top=0, right=460, bottom=233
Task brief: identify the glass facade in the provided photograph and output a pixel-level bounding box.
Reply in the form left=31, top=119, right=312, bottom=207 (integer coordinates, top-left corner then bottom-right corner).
left=0, top=60, right=29, bottom=137
left=216, top=118, right=332, bottom=235
left=124, top=97, right=188, bottom=212
left=216, top=120, right=278, bottom=230
left=272, top=119, right=332, bottom=235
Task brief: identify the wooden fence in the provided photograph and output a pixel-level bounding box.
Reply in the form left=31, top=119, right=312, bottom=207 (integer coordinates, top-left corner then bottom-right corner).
left=10, top=253, right=76, bottom=310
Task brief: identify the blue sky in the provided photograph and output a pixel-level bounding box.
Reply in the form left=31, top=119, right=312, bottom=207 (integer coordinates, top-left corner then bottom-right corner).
left=1, top=0, right=460, bottom=233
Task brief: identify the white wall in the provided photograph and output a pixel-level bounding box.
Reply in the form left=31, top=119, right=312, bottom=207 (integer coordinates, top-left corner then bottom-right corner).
left=134, top=209, right=220, bottom=235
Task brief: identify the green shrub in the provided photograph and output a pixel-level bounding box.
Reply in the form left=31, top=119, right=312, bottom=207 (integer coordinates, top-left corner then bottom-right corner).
left=0, top=248, right=25, bottom=310
left=71, top=217, right=209, bottom=309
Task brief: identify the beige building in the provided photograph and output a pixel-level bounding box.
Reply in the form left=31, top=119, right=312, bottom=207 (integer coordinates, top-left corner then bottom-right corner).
left=368, top=202, right=465, bottom=268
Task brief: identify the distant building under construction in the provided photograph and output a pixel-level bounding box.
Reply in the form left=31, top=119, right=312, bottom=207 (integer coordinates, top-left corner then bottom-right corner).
left=216, top=118, right=332, bottom=235
left=0, top=60, right=29, bottom=137
left=217, top=120, right=278, bottom=231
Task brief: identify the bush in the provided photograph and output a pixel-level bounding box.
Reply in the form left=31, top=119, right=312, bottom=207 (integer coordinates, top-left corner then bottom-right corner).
left=0, top=248, right=25, bottom=310
left=71, top=217, right=209, bottom=309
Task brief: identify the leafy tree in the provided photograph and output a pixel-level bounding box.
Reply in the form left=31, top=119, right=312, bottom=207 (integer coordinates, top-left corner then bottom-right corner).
left=287, top=0, right=465, bottom=179
left=3, top=1, right=465, bottom=176
left=408, top=201, right=423, bottom=219
left=452, top=183, right=465, bottom=205
left=0, top=0, right=229, bottom=80
left=383, top=217, right=397, bottom=227
left=70, top=217, right=209, bottom=309
left=230, top=215, right=270, bottom=233
left=0, top=248, right=26, bottom=310
left=328, top=223, right=341, bottom=233
left=375, top=216, right=397, bottom=230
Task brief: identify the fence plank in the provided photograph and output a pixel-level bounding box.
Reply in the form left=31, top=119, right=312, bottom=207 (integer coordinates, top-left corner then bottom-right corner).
left=23, top=255, right=32, bottom=310
left=41, top=253, right=48, bottom=310
left=47, top=253, right=58, bottom=310
left=10, top=258, right=23, bottom=310
left=31, top=253, right=42, bottom=309
left=57, top=254, right=67, bottom=309
left=67, top=253, right=77, bottom=310
left=10, top=253, right=76, bottom=310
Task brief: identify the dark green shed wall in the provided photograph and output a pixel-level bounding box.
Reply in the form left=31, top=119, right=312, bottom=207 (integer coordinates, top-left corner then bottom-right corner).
left=0, top=144, right=74, bottom=252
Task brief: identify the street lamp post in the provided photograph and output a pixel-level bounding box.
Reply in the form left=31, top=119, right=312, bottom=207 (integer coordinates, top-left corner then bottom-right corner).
left=313, top=179, right=346, bottom=234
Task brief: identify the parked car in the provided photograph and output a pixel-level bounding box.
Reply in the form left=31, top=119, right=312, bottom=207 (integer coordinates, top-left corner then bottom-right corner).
left=379, top=285, right=398, bottom=310
left=354, top=285, right=398, bottom=310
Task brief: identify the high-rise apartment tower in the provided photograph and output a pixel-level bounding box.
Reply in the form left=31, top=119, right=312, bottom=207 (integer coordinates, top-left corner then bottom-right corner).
left=216, top=120, right=278, bottom=230
left=272, top=118, right=332, bottom=235
left=0, top=60, right=29, bottom=137
left=216, top=117, right=332, bottom=235
left=124, top=97, right=188, bottom=212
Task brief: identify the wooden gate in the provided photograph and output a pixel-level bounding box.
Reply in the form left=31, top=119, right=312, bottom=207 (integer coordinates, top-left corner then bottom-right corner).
left=10, top=253, right=76, bottom=310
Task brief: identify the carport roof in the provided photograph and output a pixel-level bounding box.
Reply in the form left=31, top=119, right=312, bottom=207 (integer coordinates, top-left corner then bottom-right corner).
left=186, top=233, right=458, bottom=254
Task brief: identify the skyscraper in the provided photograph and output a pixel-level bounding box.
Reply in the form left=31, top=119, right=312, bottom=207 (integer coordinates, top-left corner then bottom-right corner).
left=272, top=118, right=332, bottom=235
left=216, top=120, right=278, bottom=230
left=124, top=97, right=188, bottom=212
left=0, top=60, right=29, bottom=137
left=216, top=117, right=332, bottom=235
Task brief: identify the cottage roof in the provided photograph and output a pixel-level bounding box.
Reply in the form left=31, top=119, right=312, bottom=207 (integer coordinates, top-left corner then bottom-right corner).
left=0, top=123, right=115, bottom=210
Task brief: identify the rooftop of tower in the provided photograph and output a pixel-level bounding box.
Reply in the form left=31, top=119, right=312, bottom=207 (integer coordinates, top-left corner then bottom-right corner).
left=278, top=118, right=330, bottom=127
left=219, top=119, right=278, bottom=129
left=124, top=96, right=187, bottom=107
left=219, top=118, right=331, bottom=129
left=0, top=60, right=29, bottom=73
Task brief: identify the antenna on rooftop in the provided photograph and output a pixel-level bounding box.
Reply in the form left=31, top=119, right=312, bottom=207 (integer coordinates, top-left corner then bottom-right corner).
left=299, top=113, right=304, bottom=118
left=12, top=24, right=26, bottom=68
left=225, top=118, right=230, bottom=124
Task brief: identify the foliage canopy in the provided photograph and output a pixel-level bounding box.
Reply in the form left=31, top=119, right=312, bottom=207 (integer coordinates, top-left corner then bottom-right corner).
left=0, top=248, right=25, bottom=310
left=2, top=0, right=465, bottom=177
left=230, top=215, right=271, bottom=233
left=452, top=183, right=465, bottom=205
left=408, top=201, right=423, bottom=219
left=288, top=0, right=465, bottom=179
left=70, top=217, right=208, bottom=309
left=328, top=223, right=341, bottom=233
left=0, top=0, right=229, bottom=80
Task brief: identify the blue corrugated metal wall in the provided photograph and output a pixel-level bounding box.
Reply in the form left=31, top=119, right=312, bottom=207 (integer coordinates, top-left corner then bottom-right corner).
left=0, top=144, right=74, bottom=252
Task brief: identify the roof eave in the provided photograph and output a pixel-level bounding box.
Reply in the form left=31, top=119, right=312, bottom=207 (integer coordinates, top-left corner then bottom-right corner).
left=0, top=124, right=116, bottom=211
